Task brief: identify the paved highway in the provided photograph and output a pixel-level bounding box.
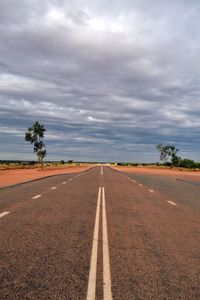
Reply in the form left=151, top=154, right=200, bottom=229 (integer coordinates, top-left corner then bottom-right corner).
left=0, top=166, right=200, bottom=299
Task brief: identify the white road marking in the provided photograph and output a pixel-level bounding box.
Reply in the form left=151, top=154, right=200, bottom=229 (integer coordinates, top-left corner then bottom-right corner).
left=0, top=211, right=10, bottom=218
left=69, top=179, right=73, bottom=181
left=102, top=187, right=113, bottom=300
left=139, top=184, right=143, bottom=187
left=132, top=180, right=136, bottom=183
left=87, top=187, right=101, bottom=300
left=51, top=187, right=57, bottom=190
left=62, top=182, right=66, bottom=185
left=87, top=187, right=113, bottom=300
left=100, top=165, right=104, bottom=175
left=32, top=194, right=42, bottom=199
left=167, top=201, right=177, bottom=206
left=148, top=189, right=154, bottom=193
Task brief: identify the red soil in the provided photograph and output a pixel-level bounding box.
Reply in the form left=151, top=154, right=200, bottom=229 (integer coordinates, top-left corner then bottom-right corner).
left=1, top=166, right=200, bottom=189
left=113, top=166, right=200, bottom=182
left=0, top=166, right=92, bottom=188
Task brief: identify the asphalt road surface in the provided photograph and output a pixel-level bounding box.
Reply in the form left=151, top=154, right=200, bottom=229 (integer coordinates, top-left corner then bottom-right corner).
left=0, top=166, right=200, bottom=299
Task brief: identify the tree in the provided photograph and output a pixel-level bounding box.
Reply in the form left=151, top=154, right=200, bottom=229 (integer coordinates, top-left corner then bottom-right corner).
left=171, top=150, right=181, bottom=167
left=156, top=144, right=180, bottom=166
left=25, top=121, right=47, bottom=164
left=156, top=144, right=169, bottom=164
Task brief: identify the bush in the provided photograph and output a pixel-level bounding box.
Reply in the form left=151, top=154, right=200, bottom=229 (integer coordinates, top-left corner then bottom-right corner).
left=117, top=162, right=129, bottom=166
left=179, top=159, right=195, bottom=168
left=194, top=162, right=200, bottom=168
left=27, top=161, right=36, bottom=165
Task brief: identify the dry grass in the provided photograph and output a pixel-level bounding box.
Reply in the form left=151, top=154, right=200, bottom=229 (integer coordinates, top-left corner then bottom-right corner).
left=0, top=162, right=92, bottom=171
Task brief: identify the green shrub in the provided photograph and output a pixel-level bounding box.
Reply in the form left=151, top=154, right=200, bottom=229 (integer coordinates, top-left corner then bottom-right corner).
left=68, top=160, right=73, bottom=164
left=179, top=159, right=195, bottom=168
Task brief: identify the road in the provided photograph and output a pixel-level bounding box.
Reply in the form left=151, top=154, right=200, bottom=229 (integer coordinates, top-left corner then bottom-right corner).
left=0, top=166, right=200, bottom=299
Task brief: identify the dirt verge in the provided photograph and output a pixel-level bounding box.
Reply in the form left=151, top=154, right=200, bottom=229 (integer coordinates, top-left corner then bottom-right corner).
left=112, top=166, right=200, bottom=182
left=0, top=166, right=93, bottom=188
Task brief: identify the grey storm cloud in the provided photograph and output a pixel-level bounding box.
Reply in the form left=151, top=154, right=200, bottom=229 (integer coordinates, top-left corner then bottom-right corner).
left=0, top=0, right=200, bottom=161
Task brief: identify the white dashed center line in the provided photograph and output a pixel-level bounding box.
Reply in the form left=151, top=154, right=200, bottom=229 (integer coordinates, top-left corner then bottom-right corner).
left=32, top=194, right=42, bottom=199
left=51, top=187, right=57, bottom=190
left=132, top=180, right=136, bottom=183
left=167, top=201, right=177, bottom=206
left=139, top=184, right=143, bottom=187
left=69, top=179, right=73, bottom=181
left=0, top=211, right=10, bottom=218
left=148, top=189, right=154, bottom=193
left=62, top=182, right=66, bottom=185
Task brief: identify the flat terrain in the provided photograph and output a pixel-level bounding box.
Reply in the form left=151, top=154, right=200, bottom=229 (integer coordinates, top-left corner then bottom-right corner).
left=113, top=166, right=200, bottom=210
left=0, top=166, right=91, bottom=188
left=0, top=166, right=200, bottom=299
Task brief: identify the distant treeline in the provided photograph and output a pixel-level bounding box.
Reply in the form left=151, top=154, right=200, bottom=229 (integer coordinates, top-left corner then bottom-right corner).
left=117, top=159, right=200, bottom=169
left=1, top=160, right=200, bottom=169
left=0, top=160, right=74, bottom=165
left=0, top=160, right=37, bottom=165
left=0, top=160, right=108, bottom=164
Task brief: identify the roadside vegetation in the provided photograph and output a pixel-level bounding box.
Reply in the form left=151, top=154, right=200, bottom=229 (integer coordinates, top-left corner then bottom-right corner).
left=116, top=144, right=200, bottom=170
left=1, top=121, right=199, bottom=171
left=156, top=144, right=200, bottom=169
left=25, top=121, right=47, bottom=166
left=116, top=162, right=200, bottom=169
left=0, top=160, right=90, bottom=171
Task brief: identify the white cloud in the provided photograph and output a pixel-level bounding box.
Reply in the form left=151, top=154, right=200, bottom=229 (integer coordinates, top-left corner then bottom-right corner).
left=0, top=0, right=200, bottom=161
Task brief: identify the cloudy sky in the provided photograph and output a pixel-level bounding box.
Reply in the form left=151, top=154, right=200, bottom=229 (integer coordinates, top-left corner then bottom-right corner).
left=0, top=0, right=200, bottom=162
